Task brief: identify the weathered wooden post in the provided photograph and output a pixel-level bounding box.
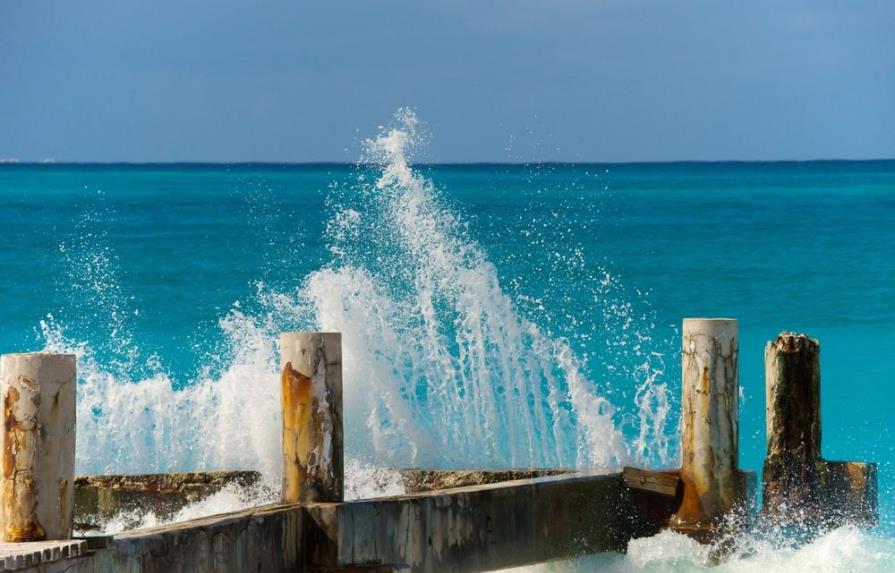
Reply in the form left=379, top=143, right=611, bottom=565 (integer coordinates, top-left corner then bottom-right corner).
left=670, top=318, right=741, bottom=538
left=763, top=333, right=822, bottom=517
left=0, top=352, right=76, bottom=541
left=763, top=332, right=876, bottom=527
left=280, top=332, right=344, bottom=503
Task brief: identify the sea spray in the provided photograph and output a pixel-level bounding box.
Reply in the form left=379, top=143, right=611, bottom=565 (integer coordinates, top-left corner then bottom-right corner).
left=2, top=136, right=888, bottom=568
left=498, top=526, right=895, bottom=572
left=40, top=313, right=283, bottom=482
left=299, top=109, right=638, bottom=467
left=37, top=110, right=675, bottom=532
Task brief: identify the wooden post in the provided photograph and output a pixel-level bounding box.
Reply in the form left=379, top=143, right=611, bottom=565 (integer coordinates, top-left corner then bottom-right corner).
left=0, top=352, right=76, bottom=541
left=280, top=332, right=344, bottom=503
left=763, top=333, right=822, bottom=516
left=763, top=333, right=876, bottom=527
left=670, top=318, right=740, bottom=537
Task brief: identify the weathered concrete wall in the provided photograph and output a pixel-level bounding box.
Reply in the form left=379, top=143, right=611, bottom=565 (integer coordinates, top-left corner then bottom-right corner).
left=306, top=471, right=668, bottom=572
left=7, top=504, right=305, bottom=573
left=399, top=469, right=569, bottom=494
left=74, top=471, right=263, bottom=532
left=90, top=503, right=304, bottom=573
left=73, top=469, right=561, bottom=528
left=6, top=470, right=676, bottom=573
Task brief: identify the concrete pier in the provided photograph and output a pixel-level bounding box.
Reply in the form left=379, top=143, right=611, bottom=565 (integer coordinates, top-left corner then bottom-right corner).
left=762, top=332, right=877, bottom=527
left=0, top=469, right=679, bottom=573
left=0, top=353, right=76, bottom=542
left=0, top=323, right=880, bottom=571
left=670, top=318, right=741, bottom=538
left=280, top=333, right=344, bottom=504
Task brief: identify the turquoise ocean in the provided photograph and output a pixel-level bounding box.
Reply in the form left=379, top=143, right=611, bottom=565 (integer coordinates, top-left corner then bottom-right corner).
left=1, top=118, right=894, bottom=570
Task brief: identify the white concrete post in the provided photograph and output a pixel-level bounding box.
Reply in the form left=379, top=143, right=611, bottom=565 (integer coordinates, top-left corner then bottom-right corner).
left=670, top=318, right=739, bottom=536
left=280, top=333, right=343, bottom=503
left=0, top=353, right=76, bottom=541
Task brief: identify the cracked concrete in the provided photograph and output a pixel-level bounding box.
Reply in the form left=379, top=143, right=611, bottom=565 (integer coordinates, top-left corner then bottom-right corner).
left=0, top=470, right=677, bottom=573
left=0, top=354, right=76, bottom=542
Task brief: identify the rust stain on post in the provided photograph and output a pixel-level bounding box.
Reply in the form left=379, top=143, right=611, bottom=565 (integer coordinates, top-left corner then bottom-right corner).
left=281, top=362, right=316, bottom=503
left=1, top=353, right=76, bottom=542
left=2, top=379, right=47, bottom=541
left=670, top=318, right=744, bottom=540
left=281, top=333, right=343, bottom=504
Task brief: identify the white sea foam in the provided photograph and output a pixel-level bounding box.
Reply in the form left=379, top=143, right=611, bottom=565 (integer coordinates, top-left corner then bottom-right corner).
left=40, top=313, right=283, bottom=484
left=95, top=461, right=402, bottom=535
left=98, top=482, right=267, bottom=534
left=499, top=527, right=895, bottom=572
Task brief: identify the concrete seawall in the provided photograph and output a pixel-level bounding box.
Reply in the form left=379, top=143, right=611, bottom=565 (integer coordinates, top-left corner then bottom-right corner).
left=4, top=470, right=678, bottom=573
left=0, top=325, right=876, bottom=572
left=74, top=471, right=264, bottom=532
left=306, top=470, right=670, bottom=572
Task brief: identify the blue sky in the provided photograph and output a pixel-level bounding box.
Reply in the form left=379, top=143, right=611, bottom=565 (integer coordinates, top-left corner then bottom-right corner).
left=2, top=1, right=894, bottom=162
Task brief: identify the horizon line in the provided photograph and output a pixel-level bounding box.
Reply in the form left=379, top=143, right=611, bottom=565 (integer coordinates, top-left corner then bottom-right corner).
left=2, top=158, right=895, bottom=167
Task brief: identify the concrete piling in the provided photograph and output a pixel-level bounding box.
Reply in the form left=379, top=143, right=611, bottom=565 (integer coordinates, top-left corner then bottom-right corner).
left=280, top=332, right=344, bottom=503
left=762, top=332, right=877, bottom=527
left=0, top=352, right=76, bottom=541
left=670, top=318, right=741, bottom=537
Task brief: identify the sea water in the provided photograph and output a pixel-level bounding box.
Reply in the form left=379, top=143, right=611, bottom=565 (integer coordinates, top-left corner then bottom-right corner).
left=1, top=112, right=894, bottom=569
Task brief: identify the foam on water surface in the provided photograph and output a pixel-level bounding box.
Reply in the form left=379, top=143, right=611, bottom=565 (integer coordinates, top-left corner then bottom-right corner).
left=501, top=527, right=895, bottom=572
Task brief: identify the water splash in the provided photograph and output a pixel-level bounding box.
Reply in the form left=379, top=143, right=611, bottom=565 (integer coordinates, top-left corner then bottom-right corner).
left=56, top=193, right=141, bottom=375
left=40, top=313, right=283, bottom=482
left=499, top=526, right=895, bottom=572
left=294, top=109, right=651, bottom=468
left=38, top=110, right=674, bottom=504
